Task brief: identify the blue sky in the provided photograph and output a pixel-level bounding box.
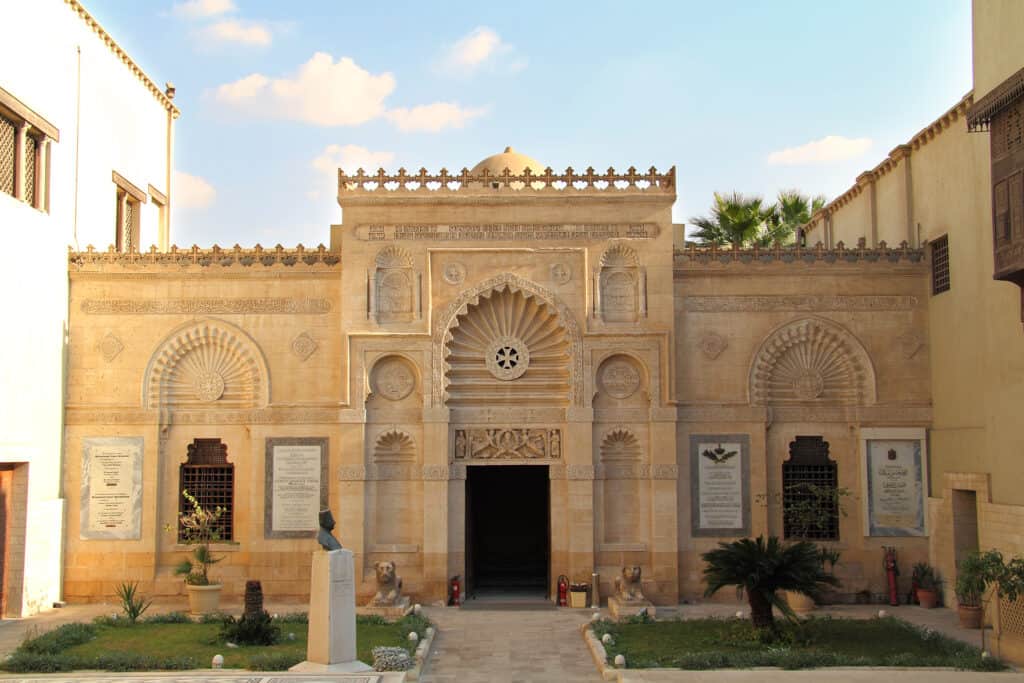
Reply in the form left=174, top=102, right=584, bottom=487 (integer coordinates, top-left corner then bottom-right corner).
left=87, top=0, right=973, bottom=247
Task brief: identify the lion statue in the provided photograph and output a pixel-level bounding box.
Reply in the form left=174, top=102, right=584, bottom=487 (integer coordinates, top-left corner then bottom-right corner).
left=369, top=560, right=404, bottom=607
left=613, top=566, right=646, bottom=602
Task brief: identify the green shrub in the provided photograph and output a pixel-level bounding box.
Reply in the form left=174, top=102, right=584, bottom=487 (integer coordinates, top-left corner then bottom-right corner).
left=274, top=611, right=308, bottom=623
left=219, top=610, right=280, bottom=646
left=18, top=622, right=95, bottom=655
left=198, top=611, right=231, bottom=624
left=356, top=614, right=389, bottom=626
left=115, top=581, right=153, bottom=623
left=246, top=651, right=304, bottom=671
left=143, top=611, right=191, bottom=624
left=1, top=652, right=77, bottom=672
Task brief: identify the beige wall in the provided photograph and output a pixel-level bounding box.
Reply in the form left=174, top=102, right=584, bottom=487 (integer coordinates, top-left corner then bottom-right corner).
left=972, top=0, right=1024, bottom=100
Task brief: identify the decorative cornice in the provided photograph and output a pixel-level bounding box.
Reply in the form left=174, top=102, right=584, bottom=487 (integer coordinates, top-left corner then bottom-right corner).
left=65, top=0, right=180, bottom=117
left=69, top=244, right=341, bottom=269
left=338, top=166, right=675, bottom=199
left=968, top=67, right=1024, bottom=131
left=673, top=241, right=924, bottom=268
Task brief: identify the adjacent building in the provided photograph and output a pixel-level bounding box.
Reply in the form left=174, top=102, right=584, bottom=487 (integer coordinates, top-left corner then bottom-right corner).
left=0, top=0, right=176, bottom=615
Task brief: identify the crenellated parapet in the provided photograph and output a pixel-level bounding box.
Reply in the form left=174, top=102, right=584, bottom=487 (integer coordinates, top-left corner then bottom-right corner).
left=337, top=165, right=675, bottom=197
left=674, top=240, right=925, bottom=269
left=69, top=244, right=342, bottom=269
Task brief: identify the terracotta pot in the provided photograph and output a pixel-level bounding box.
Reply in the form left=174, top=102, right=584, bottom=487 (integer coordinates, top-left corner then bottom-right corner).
left=958, top=604, right=983, bottom=629
left=186, top=583, right=222, bottom=615
left=784, top=590, right=816, bottom=615
left=917, top=588, right=938, bottom=609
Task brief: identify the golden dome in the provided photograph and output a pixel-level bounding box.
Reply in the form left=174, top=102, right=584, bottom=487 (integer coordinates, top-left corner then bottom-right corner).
left=470, top=146, right=545, bottom=176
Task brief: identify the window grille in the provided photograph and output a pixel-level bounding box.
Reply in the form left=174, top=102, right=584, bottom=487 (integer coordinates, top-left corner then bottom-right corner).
left=931, top=235, right=950, bottom=295
left=782, top=436, right=839, bottom=540
left=22, top=135, right=36, bottom=204
left=115, top=191, right=140, bottom=253
left=0, top=115, right=14, bottom=197
left=179, top=438, right=234, bottom=542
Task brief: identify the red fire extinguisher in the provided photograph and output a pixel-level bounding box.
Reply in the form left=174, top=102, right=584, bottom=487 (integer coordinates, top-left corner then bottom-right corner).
left=557, top=575, right=569, bottom=607
left=883, top=546, right=899, bottom=606
left=449, top=575, right=461, bottom=607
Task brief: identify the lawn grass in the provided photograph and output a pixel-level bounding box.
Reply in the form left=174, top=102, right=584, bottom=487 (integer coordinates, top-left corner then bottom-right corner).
left=1, top=613, right=430, bottom=672
left=593, top=616, right=1005, bottom=671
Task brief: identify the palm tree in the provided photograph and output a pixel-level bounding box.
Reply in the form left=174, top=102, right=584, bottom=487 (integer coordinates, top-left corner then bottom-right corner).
left=689, top=192, right=775, bottom=247
left=760, top=190, right=828, bottom=247
left=702, top=535, right=838, bottom=629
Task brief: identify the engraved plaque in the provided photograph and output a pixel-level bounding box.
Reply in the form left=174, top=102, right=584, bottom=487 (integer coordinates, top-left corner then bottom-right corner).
left=265, top=438, right=328, bottom=538
left=81, top=437, right=143, bottom=540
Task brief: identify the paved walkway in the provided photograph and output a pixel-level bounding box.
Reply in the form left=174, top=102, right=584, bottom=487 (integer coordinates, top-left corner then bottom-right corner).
left=418, top=605, right=599, bottom=682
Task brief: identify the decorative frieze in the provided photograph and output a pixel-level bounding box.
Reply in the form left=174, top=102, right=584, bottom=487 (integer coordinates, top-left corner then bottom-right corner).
left=82, top=298, right=332, bottom=315
left=70, top=243, right=341, bottom=268
left=683, top=295, right=919, bottom=313
left=454, top=428, right=562, bottom=460
left=674, top=242, right=924, bottom=266
left=651, top=464, right=679, bottom=479
left=356, top=223, right=660, bottom=241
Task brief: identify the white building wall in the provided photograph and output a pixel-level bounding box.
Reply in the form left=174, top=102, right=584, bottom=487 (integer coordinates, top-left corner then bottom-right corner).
left=0, top=0, right=174, bottom=615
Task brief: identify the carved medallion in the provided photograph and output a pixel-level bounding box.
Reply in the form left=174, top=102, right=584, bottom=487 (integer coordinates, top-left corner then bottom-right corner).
left=485, top=336, right=530, bottom=380
left=599, top=359, right=641, bottom=398
left=443, top=262, right=467, bottom=285
left=700, top=332, right=728, bottom=360
left=372, top=357, right=416, bottom=400
left=291, top=332, right=318, bottom=361
left=792, top=369, right=825, bottom=400
left=454, top=428, right=560, bottom=459
left=897, top=330, right=925, bottom=359
left=194, top=370, right=225, bottom=402
left=550, top=262, right=571, bottom=285
left=99, top=332, right=124, bottom=362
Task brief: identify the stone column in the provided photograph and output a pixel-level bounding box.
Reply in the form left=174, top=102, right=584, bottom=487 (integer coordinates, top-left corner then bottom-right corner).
left=564, top=407, right=595, bottom=588
left=649, top=415, right=679, bottom=604
left=421, top=408, right=450, bottom=602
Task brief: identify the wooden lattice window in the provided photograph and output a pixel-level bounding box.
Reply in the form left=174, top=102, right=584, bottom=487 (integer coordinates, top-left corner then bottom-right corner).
left=931, top=235, right=950, bottom=295
left=0, top=114, right=14, bottom=197
left=22, top=134, right=36, bottom=204
left=113, top=172, right=145, bottom=252
left=179, top=439, right=234, bottom=542
left=783, top=436, right=839, bottom=540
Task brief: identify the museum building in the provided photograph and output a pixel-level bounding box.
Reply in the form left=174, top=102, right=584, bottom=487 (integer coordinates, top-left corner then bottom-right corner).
left=63, top=146, right=935, bottom=606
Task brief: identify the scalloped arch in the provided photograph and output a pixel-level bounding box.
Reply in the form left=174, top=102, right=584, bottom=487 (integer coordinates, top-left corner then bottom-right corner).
left=749, top=317, right=876, bottom=406
left=600, top=242, right=638, bottom=267
left=373, top=429, right=416, bottom=460
left=143, top=319, right=269, bottom=409
left=600, top=428, right=642, bottom=461
left=375, top=245, right=414, bottom=269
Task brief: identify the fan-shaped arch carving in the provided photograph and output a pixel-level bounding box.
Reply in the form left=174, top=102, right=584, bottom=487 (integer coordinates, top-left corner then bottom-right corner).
left=143, top=319, right=269, bottom=409
left=749, top=317, right=876, bottom=406
left=373, top=429, right=416, bottom=460
left=601, top=242, right=638, bottom=267
left=600, top=428, right=642, bottom=461
left=375, top=245, right=413, bottom=269
left=433, top=273, right=583, bottom=406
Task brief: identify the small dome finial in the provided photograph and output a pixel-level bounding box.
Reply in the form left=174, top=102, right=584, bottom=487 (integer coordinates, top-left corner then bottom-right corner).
left=504, top=146, right=513, bottom=153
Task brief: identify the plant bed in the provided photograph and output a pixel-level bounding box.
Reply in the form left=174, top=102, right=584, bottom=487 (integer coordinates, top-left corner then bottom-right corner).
left=0, top=613, right=431, bottom=673
left=591, top=616, right=1004, bottom=671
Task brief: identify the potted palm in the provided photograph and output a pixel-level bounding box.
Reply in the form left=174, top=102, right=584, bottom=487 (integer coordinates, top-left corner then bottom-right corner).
left=956, top=553, right=986, bottom=628
left=170, top=489, right=225, bottom=615
left=914, top=562, right=941, bottom=608
left=702, top=535, right=838, bottom=628
left=778, top=483, right=849, bottom=613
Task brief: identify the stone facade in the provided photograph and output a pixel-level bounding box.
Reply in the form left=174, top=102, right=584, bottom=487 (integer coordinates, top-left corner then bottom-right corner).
left=63, top=154, right=935, bottom=606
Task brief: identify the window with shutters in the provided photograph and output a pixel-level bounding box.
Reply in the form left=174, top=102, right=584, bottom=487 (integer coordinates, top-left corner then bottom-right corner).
left=0, top=86, right=57, bottom=211
left=179, top=439, right=234, bottom=542
left=782, top=436, right=839, bottom=541
left=931, top=235, right=951, bottom=295
left=112, top=171, right=146, bottom=252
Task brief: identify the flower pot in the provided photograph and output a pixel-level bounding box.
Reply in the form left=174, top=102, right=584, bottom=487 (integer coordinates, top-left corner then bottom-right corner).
left=784, top=590, right=815, bottom=615
left=186, top=583, right=222, bottom=615
left=958, top=604, right=983, bottom=629
left=917, top=588, right=938, bottom=609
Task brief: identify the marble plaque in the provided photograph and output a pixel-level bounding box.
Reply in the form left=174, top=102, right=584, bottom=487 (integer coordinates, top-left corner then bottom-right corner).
left=265, top=438, right=329, bottom=538
left=690, top=434, right=750, bottom=537
left=81, top=437, right=143, bottom=540
left=865, top=437, right=926, bottom=536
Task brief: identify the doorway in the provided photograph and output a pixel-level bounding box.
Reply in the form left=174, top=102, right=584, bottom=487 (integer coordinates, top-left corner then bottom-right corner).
left=466, top=465, right=549, bottom=600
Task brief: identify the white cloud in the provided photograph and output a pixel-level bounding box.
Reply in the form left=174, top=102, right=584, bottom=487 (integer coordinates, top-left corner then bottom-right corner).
left=214, top=52, right=395, bottom=126
left=438, top=26, right=523, bottom=76
left=172, top=0, right=235, bottom=19
left=385, top=102, right=486, bottom=133
left=313, top=144, right=395, bottom=176
left=197, top=19, right=272, bottom=47
left=767, top=135, right=873, bottom=166
left=173, top=170, right=216, bottom=210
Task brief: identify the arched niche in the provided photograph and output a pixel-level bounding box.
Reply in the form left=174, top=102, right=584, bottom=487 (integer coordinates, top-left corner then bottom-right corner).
left=373, top=246, right=418, bottom=323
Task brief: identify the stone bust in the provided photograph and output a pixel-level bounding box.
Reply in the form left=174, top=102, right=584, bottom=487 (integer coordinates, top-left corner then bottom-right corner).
left=317, top=509, right=343, bottom=551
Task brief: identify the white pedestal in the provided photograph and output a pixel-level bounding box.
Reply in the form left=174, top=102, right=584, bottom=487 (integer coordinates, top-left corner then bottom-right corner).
left=290, top=549, right=371, bottom=673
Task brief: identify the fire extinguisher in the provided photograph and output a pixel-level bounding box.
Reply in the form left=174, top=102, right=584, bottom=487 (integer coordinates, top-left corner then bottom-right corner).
left=883, top=546, right=899, bottom=606
left=557, top=575, right=569, bottom=607
left=449, top=575, right=461, bottom=607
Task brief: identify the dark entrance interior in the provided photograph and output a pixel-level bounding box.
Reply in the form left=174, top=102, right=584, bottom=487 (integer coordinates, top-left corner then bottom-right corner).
left=466, top=465, right=549, bottom=599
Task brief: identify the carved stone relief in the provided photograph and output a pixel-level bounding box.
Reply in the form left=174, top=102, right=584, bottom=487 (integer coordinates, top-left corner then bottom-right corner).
left=484, top=336, right=530, bottom=380
left=374, top=246, right=416, bottom=323
left=684, top=295, right=919, bottom=313
left=700, top=332, right=728, bottom=360
left=453, top=428, right=562, bottom=460
left=600, top=428, right=642, bottom=461
left=373, top=429, right=415, bottom=460
left=598, top=358, right=641, bottom=398
left=443, top=262, right=466, bottom=285
left=897, top=330, right=926, bottom=359
left=83, top=298, right=331, bottom=314
left=370, top=356, right=417, bottom=401
left=550, top=262, right=571, bottom=285
left=291, top=332, right=318, bottom=361
left=599, top=243, right=640, bottom=323
left=98, top=332, right=124, bottom=362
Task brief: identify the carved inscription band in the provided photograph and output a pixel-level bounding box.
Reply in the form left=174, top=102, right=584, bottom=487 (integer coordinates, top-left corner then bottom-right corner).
left=356, top=223, right=658, bottom=241
left=82, top=298, right=332, bottom=314
left=683, top=295, right=919, bottom=312
left=454, top=428, right=562, bottom=460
